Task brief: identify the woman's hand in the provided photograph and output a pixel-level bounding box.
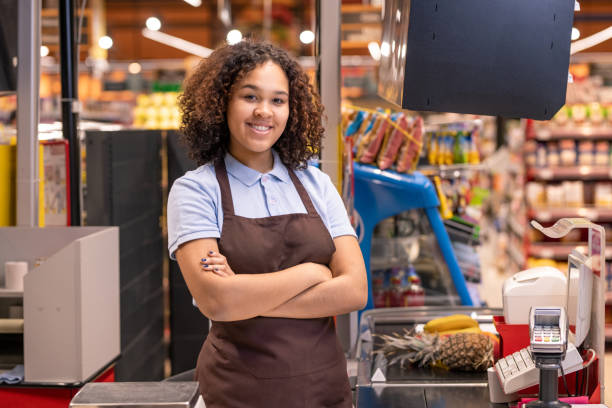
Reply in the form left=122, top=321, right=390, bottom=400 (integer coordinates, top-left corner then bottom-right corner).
left=200, top=250, right=235, bottom=277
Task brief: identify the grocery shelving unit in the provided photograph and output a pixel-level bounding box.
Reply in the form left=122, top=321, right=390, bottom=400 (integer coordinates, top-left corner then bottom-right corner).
left=524, top=118, right=612, bottom=340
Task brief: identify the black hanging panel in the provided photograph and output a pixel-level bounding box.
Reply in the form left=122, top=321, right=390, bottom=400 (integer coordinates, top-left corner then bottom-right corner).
left=378, top=0, right=575, bottom=120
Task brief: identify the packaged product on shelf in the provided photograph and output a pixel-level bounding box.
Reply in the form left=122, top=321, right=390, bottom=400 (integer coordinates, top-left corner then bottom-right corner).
left=396, top=116, right=424, bottom=173
left=559, top=139, right=577, bottom=166
left=546, top=184, right=565, bottom=207
left=352, top=114, right=377, bottom=155
left=572, top=104, right=588, bottom=123
left=452, top=131, right=469, bottom=164
left=553, top=105, right=570, bottom=125
left=355, top=115, right=383, bottom=161
left=589, top=102, right=605, bottom=124
left=467, top=131, right=480, bottom=164
left=562, top=181, right=584, bottom=207
left=372, top=269, right=389, bottom=308
left=595, top=141, right=609, bottom=166
left=388, top=267, right=404, bottom=307
left=427, top=131, right=438, bottom=165
left=526, top=182, right=546, bottom=206
left=358, top=116, right=390, bottom=163
left=578, top=140, right=595, bottom=166
left=595, top=183, right=612, bottom=207
left=524, top=140, right=537, bottom=167
left=547, top=142, right=560, bottom=167
left=403, top=267, right=425, bottom=306
left=378, top=114, right=410, bottom=170
left=344, top=110, right=367, bottom=138
left=536, top=142, right=548, bottom=167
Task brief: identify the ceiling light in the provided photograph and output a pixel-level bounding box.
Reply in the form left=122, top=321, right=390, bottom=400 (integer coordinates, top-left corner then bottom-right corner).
left=146, top=17, right=162, bottom=31
left=128, top=62, right=142, bottom=74
left=98, top=36, right=113, bottom=50
left=571, top=27, right=580, bottom=41
left=183, top=0, right=202, bottom=6
left=226, top=29, right=242, bottom=45
left=380, top=41, right=390, bottom=58
left=299, top=30, right=315, bottom=45
left=368, top=41, right=381, bottom=61
left=142, top=29, right=213, bottom=58
left=40, top=45, right=49, bottom=57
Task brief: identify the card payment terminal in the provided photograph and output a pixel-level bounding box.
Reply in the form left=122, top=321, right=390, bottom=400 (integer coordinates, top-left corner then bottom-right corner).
left=529, top=307, right=568, bottom=356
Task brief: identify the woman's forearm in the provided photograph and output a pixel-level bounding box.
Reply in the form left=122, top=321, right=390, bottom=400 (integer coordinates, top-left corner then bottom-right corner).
left=201, top=262, right=331, bottom=321
left=261, top=275, right=367, bottom=319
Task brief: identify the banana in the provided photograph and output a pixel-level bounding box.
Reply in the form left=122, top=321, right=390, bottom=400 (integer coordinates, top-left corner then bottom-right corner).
left=437, top=326, right=482, bottom=336
left=424, top=314, right=479, bottom=333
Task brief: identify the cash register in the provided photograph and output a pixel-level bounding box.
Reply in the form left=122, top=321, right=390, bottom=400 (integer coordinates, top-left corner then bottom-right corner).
left=489, top=218, right=604, bottom=405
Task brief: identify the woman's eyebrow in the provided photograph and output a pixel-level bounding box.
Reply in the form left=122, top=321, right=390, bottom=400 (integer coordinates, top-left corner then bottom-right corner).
left=240, top=84, right=288, bottom=96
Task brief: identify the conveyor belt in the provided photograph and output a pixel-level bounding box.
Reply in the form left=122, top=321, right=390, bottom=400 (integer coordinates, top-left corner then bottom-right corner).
left=372, top=322, right=488, bottom=383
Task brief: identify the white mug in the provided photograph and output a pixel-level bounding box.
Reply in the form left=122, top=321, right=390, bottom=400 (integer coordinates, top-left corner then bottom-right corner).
left=5, top=261, right=28, bottom=291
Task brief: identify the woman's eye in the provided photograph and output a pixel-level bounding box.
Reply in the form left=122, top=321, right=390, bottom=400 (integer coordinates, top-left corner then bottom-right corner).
left=273, top=98, right=286, bottom=105
left=244, top=95, right=257, bottom=101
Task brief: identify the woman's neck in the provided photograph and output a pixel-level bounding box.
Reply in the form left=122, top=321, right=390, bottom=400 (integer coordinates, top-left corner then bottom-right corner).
left=228, top=148, right=274, bottom=173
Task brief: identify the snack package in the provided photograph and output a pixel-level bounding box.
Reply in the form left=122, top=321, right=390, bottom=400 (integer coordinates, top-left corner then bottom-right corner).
left=344, top=110, right=365, bottom=138
left=358, top=116, right=390, bottom=163
left=377, top=115, right=410, bottom=170
left=396, top=116, right=424, bottom=172
left=353, top=114, right=377, bottom=155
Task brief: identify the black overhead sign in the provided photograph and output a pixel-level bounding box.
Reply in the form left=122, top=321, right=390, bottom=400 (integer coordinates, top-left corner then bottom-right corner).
left=378, top=0, right=575, bottom=120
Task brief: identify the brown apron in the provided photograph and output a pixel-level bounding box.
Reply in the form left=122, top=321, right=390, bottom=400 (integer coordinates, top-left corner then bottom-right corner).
left=195, top=159, right=352, bottom=408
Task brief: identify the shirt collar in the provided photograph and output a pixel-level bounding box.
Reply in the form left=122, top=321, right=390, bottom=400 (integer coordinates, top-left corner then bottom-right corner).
left=224, top=150, right=291, bottom=187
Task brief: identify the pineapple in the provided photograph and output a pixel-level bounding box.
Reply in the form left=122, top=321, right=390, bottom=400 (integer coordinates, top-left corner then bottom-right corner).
left=376, top=329, right=493, bottom=372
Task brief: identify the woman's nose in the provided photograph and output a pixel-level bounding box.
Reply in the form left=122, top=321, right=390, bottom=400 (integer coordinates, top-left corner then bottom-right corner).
left=253, top=102, right=272, bottom=117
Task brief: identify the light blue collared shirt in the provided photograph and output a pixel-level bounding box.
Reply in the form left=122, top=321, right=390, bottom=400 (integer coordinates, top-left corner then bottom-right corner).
left=167, top=150, right=356, bottom=259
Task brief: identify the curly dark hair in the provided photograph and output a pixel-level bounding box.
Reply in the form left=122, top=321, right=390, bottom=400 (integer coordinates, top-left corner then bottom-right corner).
left=178, top=40, right=325, bottom=170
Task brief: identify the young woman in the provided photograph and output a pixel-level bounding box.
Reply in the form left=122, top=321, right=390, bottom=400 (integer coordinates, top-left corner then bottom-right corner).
left=167, top=40, right=367, bottom=407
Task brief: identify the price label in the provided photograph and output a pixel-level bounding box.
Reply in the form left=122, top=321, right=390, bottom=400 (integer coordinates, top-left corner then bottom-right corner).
left=538, top=211, right=552, bottom=222
left=537, top=129, right=551, bottom=140
left=539, top=169, right=553, bottom=180
left=540, top=249, right=554, bottom=259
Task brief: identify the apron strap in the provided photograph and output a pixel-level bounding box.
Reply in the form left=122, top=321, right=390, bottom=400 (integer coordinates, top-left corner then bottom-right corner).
left=214, top=159, right=235, bottom=216
left=288, top=169, right=317, bottom=216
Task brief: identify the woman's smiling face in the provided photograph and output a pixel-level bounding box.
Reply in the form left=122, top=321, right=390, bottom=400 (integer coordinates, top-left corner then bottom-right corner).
left=226, top=61, right=290, bottom=167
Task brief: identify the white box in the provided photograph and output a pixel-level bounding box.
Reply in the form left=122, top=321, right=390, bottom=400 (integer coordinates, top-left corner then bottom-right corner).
left=502, top=266, right=567, bottom=325
left=0, top=227, right=120, bottom=383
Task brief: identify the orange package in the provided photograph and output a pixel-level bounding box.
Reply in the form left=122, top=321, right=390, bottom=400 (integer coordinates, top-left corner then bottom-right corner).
left=378, top=115, right=410, bottom=170
left=396, top=116, right=424, bottom=173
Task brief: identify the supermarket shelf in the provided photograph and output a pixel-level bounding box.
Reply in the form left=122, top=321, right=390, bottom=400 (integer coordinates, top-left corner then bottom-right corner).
left=529, top=206, right=612, bottom=222
left=535, top=125, right=612, bottom=141
left=418, top=164, right=488, bottom=177
left=528, top=243, right=612, bottom=260
left=527, top=166, right=612, bottom=181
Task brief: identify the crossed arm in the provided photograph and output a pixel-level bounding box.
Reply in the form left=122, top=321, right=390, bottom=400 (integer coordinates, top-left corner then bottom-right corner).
left=175, top=235, right=367, bottom=322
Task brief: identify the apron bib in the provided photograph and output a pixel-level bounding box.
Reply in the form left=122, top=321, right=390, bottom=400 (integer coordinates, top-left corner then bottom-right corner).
left=195, top=159, right=352, bottom=408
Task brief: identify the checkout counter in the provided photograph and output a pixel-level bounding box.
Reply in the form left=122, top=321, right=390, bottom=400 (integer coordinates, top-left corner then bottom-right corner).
left=351, top=219, right=607, bottom=408
left=0, top=227, right=120, bottom=406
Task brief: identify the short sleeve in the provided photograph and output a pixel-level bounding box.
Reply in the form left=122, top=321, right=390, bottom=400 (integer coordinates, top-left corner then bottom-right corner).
left=320, top=172, right=357, bottom=239
left=167, top=171, right=221, bottom=260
